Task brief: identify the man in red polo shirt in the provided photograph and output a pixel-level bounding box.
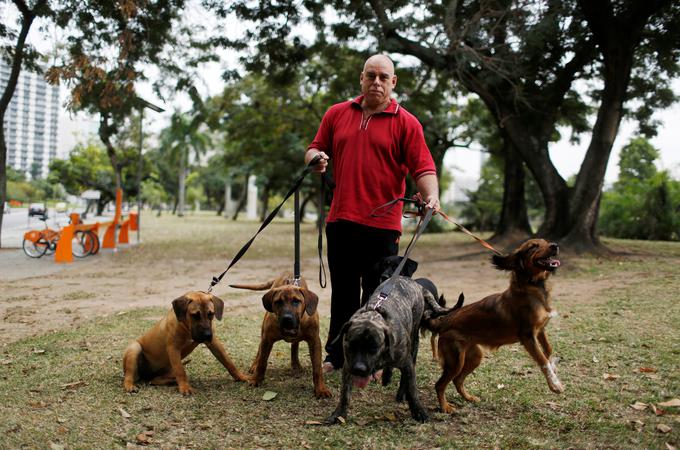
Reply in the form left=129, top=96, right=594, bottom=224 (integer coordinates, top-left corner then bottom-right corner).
left=305, top=54, right=440, bottom=373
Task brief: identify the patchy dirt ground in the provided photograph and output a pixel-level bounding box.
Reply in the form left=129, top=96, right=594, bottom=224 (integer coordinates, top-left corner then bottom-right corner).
left=0, top=238, right=644, bottom=346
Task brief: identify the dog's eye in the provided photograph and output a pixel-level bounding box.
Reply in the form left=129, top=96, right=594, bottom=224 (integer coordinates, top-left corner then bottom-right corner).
left=207, top=312, right=214, bottom=318
left=191, top=312, right=200, bottom=319
left=292, top=299, right=301, bottom=305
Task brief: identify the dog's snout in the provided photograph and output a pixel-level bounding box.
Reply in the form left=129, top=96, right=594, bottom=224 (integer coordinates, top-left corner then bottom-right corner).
left=280, top=314, right=297, bottom=329
left=200, top=330, right=212, bottom=341
left=549, top=243, right=559, bottom=252
left=351, top=361, right=369, bottom=376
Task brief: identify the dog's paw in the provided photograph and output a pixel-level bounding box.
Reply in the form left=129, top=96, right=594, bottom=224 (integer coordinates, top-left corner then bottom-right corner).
left=549, top=380, right=565, bottom=394
left=323, top=413, right=345, bottom=425
left=235, top=373, right=251, bottom=383
left=440, top=402, right=455, bottom=414
left=178, top=384, right=194, bottom=396
left=411, top=408, right=429, bottom=423
left=248, top=377, right=263, bottom=387
left=315, top=386, right=333, bottom=399
left=123, top=383, right=138, bottom=394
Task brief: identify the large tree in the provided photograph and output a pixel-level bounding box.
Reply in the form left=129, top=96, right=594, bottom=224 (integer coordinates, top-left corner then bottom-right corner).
left=0, top=0, right=50, bottom=247
left=218, top=0, right=680, bottom=252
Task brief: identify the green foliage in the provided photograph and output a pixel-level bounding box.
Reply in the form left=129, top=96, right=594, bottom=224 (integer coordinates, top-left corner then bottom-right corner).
left=460, top=156, right=503, bottom=231
left=600, top=138, right=680, bottom=241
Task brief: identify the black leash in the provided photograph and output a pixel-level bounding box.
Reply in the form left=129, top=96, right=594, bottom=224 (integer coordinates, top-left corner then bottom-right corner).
left=207, top=154, right=323, bottom=292
left=316, top=173, right=332, bottom=288
left=373, top=207, right=434, bottom=310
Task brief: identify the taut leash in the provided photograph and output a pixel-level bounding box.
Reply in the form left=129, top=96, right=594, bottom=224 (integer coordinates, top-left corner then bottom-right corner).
left=207, top=154, right=323, bottom=292
left=373, top=207, right=434, bottom=310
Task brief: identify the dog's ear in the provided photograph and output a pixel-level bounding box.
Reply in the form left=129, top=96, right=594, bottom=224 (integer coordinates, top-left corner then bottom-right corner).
left=329, top=320, right=351, bottom=347
left=210, top=294, right=225, bottom=320
left=172, top=295, right=191, bottom=321
left=402, top=257, right=418, bottom=277
left=492, top=253, right=520, bottom=271
left=382, top=323, right=397, bottom=360
left=302, top=289, right=319, bottom=316
left=262, top=290, right=276, bottom=313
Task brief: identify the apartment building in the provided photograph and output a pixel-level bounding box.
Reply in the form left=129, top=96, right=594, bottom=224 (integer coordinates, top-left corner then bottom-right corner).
left=1, top=60, right=60, bottom=179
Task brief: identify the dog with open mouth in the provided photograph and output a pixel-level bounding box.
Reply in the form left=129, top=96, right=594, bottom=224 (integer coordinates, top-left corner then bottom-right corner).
left=324, top=276, right=457, bottom=424
left=423, top=238, right=563, bottom=413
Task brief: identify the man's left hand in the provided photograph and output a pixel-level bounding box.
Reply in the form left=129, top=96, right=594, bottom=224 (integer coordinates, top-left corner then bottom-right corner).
left=424, top=195, right=440, bottom=212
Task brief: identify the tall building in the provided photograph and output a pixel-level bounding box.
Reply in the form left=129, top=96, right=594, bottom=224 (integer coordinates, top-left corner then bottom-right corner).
left=1, top=60, right=60, bottom=179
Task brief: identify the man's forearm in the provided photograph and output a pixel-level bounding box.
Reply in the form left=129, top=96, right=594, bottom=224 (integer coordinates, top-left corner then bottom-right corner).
left=416, top=173, right=440, bottom=210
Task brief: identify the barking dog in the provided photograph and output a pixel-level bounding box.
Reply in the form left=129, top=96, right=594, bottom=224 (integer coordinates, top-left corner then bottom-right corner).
left=325, top=276, right=453, bottom=424
left=424, top=239, right=563, bottom=413
left=230, top=274, right=332, bottom=398
left=122, top=291, right=248, bottom=395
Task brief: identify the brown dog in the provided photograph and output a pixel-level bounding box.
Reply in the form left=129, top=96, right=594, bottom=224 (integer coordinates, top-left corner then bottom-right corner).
left=122, top=291, right=248, bottom=395
left=230, top=274, right=331, bottom=398
left=425, top=239, right=563, bottom=413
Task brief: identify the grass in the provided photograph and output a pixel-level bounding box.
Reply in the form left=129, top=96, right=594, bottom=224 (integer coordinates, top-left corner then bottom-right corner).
left=1, top=213, right=679, bottom=448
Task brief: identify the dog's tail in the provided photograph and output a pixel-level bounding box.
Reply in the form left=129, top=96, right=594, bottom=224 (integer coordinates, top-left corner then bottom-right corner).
left=422, top=292, right=464, bottom=333
left=229, top=280, right=275, bottom=291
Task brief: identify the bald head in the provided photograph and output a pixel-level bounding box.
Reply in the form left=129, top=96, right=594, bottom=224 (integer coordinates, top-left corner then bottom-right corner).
left=360, top=54, right=397, bottom=111
left=363, top=54, right=395, bottom=73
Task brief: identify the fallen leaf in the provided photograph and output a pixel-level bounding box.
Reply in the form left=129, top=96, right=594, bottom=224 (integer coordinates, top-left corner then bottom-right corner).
left=32, top=349, right=45, bottom=355
left=638, top=367, right=657, bottom=373
left=603, top=373, right=620, bottom=381
left=61, top=381, right=86, bottom=390
left=666, top=443, right=677, bottom=450
left=28, top=400, right=49, bottom=408
left=650, top=404, right=665, bottom=416
left=630, top=401, right=648, bottom=411
left=0, top=359, right=12, bottom=365
left=337, top=416, right=346, bottom=424
left=56, top=418, right=67, bottom=424
left=629, top=419, right=644, bottom=430
left=119, top=407, right=131, bottom=418
left=659, top=398, right=680, bottom=408
left=384, top=412, right=397, bottom=422
left=656, top=424, right=672, bottom=434
left=262, top=391, right=277, bottom=401
left=304, top=420, right=323, bottom=426
left=135, top=432, right=151, bottom=445
left=592, top=356, right=599, bottom=363
left=608, top=362, right=618, bottom=368
left=546, top=401, right=560, bottom=410
left=49, top=443, right=64, bottom=450
left=497, top=383, right=506, bottom=389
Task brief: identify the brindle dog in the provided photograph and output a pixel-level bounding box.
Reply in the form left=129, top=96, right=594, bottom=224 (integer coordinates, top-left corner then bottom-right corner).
left=424, top=239, right=563, bottom=413
left=230, top=274, right=332, bottom=398
left=324, top=277, right=456, bottom=424
left=122, top=291, right=248, bottom=395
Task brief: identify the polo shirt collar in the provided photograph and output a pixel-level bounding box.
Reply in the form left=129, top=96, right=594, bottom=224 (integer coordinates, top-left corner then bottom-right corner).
left=351, top=95, right=400, bottom=115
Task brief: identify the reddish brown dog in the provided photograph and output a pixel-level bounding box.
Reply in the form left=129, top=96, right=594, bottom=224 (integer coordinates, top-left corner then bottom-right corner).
left=122, top=291, right=248, bottom=395
left=230, top=275, right=332, bottom=398
left=425, top=239, right=563, bottom=413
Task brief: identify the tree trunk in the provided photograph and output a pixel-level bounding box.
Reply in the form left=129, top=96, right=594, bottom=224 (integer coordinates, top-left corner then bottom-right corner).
left=98, top=115, right=123, bottom=192
left=0, top=3, right=41, bottom=248
left=259, top=185, right=271, bottom=222
left=492, top=143, right=532, bottom=245
left=231, top=173, right=249, bottom=220
left=178, top=147, right=186, bottom=217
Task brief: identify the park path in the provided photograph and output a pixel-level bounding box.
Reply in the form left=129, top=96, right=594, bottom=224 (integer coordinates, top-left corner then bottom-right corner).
left=0, top=242, right=639, bottom=346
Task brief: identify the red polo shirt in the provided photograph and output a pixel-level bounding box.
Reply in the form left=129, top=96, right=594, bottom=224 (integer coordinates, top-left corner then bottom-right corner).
left=308, top=96, right=436, bottom=232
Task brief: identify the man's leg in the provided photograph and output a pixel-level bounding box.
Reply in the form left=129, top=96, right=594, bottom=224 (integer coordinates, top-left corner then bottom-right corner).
left=324, top=221, right=362, bottom=370
left=360, top=227, right=400, bottom=305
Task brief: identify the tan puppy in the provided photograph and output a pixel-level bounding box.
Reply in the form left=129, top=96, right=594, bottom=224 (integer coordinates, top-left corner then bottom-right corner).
left=230, top=274, right=332, bottom=398
left=122, top=291, right=248, bottom=395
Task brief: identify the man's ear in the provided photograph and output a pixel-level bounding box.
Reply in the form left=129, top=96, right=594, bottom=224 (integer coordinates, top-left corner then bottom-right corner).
left=402, top=258, right=418, bottom=277
left=172, top=295, right=191, bottom=321
left=210, top=294, right=225, bottom=320
left=492, top=253, right=519, bottom=271
left=262, top=290, right=276, bottom=313
left=303, top=289, right=319, bottom=316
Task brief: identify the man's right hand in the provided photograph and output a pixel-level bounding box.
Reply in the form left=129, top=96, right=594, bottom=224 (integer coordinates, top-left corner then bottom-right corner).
left=306, top=150, right=329, bottom=173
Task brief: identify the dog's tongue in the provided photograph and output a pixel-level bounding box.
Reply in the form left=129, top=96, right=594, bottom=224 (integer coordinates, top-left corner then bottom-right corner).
left=352, top=376, right=370, bottom=389
left=549, top=258, right=561, bottom=268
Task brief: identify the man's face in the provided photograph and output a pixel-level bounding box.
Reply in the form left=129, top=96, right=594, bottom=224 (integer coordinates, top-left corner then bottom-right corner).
left=360, top=57, right=397, bottom=109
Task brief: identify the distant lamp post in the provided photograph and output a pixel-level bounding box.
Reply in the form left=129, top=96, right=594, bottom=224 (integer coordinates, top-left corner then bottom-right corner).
left=135, top=97, right=164, bottom=243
